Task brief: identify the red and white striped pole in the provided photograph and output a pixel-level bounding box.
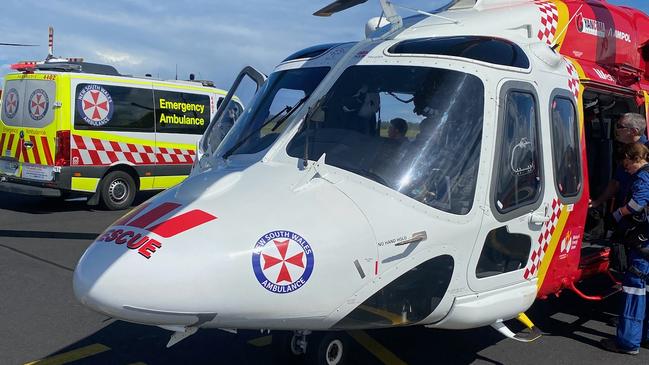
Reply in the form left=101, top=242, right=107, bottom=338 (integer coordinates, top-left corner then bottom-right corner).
left=48, top=26, right=54, bottom=58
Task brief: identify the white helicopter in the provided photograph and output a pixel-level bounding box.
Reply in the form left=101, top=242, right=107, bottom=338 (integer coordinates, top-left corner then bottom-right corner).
left=74, top=0, right=649, bottom=363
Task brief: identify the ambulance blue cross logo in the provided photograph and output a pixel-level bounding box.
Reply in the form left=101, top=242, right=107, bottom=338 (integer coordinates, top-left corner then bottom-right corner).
left=28, top=89, right=49, bottom=121
left=4, top=88, right=19, bottom=119
left=77, top=84, right=114, bottom=126
left=252, top=230, right=314, bottom=294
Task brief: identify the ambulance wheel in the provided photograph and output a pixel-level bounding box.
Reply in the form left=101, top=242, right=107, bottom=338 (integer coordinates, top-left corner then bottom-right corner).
left=271, top=331, right=303, bottom=364
left=100, top=171, right=136, bottom=210
left=305, top=332, right=349, bottom=365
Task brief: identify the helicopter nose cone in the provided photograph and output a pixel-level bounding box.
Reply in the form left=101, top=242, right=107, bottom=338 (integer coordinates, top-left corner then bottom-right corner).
left=73, top=243, right=132, bottom=318
left=74, top=163, right=379, bottom=328
left=73, top=238, right=214, bottom=326
left=73, top=198, right=219, bottom=325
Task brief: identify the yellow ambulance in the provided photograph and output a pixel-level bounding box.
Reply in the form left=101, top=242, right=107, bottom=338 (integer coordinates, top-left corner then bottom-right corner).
left=0, top=61, right=242, bottom=209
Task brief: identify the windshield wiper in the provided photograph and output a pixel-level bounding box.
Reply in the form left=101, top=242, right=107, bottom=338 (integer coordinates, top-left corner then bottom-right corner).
left=222, top=97, right=307, bottom=159
left=302, top=95, right=327, bottom=167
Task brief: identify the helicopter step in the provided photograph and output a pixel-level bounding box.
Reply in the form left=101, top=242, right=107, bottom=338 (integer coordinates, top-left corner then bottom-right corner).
left=490, top=313, right=542, bottom=343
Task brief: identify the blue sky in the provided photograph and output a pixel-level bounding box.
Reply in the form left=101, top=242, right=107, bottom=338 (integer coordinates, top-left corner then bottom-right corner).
left=0, top=0, right=647, bottom=89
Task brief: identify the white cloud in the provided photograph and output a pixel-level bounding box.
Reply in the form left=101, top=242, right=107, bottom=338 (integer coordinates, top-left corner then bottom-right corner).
left=94, top=50, right=143, bottom=67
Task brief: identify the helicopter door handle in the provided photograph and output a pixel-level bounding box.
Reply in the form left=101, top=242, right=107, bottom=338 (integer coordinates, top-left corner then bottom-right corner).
left=395, top=231, right=427, bottom=246
left=23, top=141, right=34, bottom=149
left=529, top=205, right=551, bottom=224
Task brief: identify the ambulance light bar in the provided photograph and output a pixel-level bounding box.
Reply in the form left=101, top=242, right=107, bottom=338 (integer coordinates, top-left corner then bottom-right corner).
left=10, top=61, right=39, bottom=71
left=11, top=57, right=85, bottom=72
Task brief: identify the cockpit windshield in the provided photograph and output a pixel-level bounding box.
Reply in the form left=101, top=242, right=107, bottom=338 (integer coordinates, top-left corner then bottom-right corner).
left=214, top=67, right=330, bottom=158
left=287, top=65, right=484, bottom=215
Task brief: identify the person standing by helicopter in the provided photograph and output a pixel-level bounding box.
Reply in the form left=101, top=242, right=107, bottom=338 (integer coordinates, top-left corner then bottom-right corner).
left=601, top=142, right=649, bottom=355
left=591, top=113, right=648, bottom=210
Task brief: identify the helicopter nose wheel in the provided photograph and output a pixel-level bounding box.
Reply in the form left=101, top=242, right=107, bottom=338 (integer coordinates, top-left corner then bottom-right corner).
left=272, top=331, right=350, bottom=365
left=305, top=332, right=349, bottom=365
left=271, top=331, right=306, bottom=364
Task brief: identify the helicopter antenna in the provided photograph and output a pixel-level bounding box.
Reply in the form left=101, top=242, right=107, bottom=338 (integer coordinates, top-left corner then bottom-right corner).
left=550, top=4, right=583, bottom=49
left=378, top=0, right=402, bottom=30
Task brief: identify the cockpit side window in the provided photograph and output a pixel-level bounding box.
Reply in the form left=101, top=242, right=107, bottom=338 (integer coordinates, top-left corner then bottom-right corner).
left=493, top=85, right=542, bottom=216
left=214, top=67, right=330, bottom=158
left=287, top=65, right=485, bottom=215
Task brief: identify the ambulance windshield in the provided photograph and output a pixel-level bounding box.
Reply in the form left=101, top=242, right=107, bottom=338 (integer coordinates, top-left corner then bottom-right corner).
left=286, top=65, right=485, bottom=215
left=214, top=67, right=330, bottom=158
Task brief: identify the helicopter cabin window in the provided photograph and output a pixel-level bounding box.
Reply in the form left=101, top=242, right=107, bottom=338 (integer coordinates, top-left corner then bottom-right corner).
left=494, top=88, right=542, bottom=214
left=550, top=95, right=581, bottom=200
left=333, top=255, right=454, bottom=329
left=282, top=43, right=347, bottom=62
left=287, top=65, right=485, bottom=215
left=387, top=36, right=530, bottom=69
left=475, top=227, right=531, bottom=278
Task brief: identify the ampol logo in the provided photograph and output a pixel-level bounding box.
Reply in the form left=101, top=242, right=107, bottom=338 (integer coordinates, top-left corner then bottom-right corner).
left=96, top=202, right=217, bottom=259
left=77, top=84, right=114, bottom=127
left=252, top=230, right=314, bottom=294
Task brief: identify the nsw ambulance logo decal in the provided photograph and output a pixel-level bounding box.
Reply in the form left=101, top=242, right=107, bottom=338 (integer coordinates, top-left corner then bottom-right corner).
left=77, top=84, right=114, bottom=126
left=28, top=89, right=49, bottom=121
left=252, top=230, right=314, bottom=294
left=4, top=88, right=19, bottom=119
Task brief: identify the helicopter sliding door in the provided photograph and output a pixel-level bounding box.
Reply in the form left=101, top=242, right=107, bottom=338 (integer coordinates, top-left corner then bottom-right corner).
left=467, top=80, right=552, bottom=293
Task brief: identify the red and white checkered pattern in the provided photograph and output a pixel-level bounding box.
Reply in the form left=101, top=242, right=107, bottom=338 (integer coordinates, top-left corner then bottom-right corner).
left=156, top=146, right=195, bottom=165
left=535, top=1, right=559, bottom=45
left=71, top=134, right=194, bottom=166
left=524, top=199, right=563, bottom=279
left=565, top=60, right=581, bottom=99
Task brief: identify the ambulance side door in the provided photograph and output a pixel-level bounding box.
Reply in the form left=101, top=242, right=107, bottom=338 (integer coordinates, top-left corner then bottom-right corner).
left=70, top=79, right=155, bottom=188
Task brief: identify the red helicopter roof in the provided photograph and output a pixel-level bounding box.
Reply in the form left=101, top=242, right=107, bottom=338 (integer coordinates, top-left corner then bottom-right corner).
left=557, top=0, right=649, bottom=90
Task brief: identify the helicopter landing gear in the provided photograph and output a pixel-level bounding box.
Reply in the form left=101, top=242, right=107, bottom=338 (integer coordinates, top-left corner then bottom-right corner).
left=272, top=330, right=307, bottom=364
left=304, top=331, right=349, bottom=365
left=272, top=330, right=349, bottom=365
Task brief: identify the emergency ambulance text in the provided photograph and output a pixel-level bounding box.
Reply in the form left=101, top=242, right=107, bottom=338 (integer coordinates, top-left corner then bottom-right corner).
left=158, top=98, right=205, bottom=114
left=158, top=98, right=207, bottom=127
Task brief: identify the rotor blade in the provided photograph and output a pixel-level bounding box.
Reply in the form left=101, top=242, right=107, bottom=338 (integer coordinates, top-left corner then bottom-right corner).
left=314, top=0, right=368, bottom=16
left=0, top=42, right=38, bottom=47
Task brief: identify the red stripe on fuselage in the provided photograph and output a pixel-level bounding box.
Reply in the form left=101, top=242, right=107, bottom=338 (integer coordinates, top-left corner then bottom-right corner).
left=147, top=210, right=217, bottom=238
left=127, top=202, right=182, bottom=229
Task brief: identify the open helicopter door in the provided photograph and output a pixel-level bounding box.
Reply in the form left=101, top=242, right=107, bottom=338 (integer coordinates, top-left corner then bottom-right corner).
left=197, top=66, right=266, bottom=166
left=466, top=80, right=559, bottom=296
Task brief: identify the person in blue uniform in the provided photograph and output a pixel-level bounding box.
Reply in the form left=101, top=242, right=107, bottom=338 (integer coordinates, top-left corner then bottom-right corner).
left=591, top=113, right=648, bottom=209
left=601, top=142, right=649, bottom=355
